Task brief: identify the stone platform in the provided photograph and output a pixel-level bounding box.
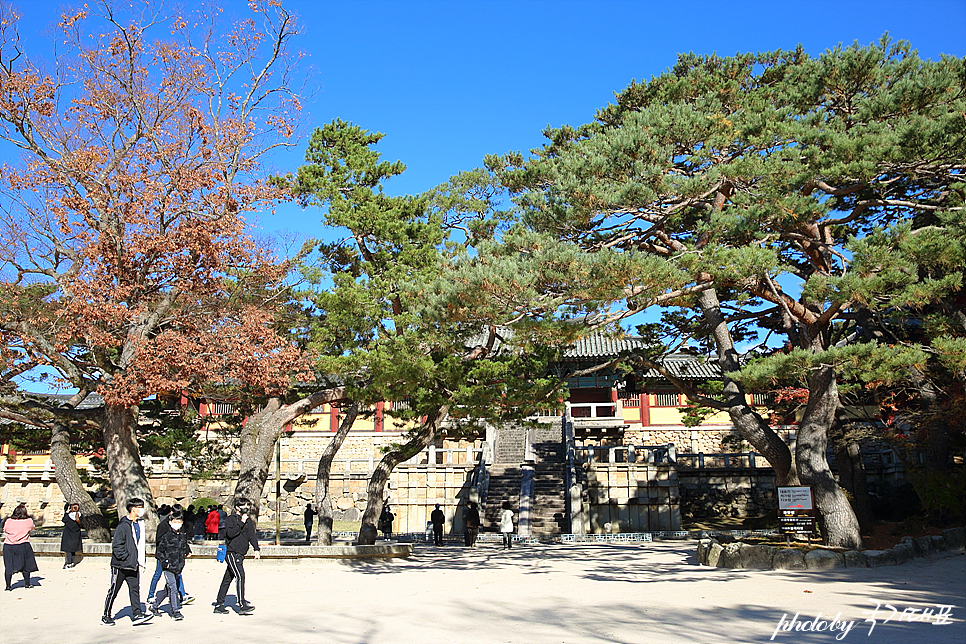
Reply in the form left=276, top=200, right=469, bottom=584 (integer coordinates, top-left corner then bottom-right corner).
left=27, top=540, right=412, bottom=559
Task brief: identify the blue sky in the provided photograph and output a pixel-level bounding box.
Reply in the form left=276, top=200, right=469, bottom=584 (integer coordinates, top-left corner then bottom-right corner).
left=9, top=0, right=966, bottom=238
left=3, top=0, right=964, bottom=392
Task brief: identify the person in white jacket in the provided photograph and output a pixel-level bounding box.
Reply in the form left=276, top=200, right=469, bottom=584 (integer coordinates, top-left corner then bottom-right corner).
left=499, top=501, right=514, bottom=550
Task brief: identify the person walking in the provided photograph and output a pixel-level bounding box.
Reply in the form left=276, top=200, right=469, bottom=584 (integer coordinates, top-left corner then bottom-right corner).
left=60, top=502, right=83, bottom=569
left=147, top=503, right=193, bottom=606
left=499, top=501, right=514, bottom=550
left=463, top=502, right=480, bottom=547
left=101, top=498, right=153, bottom=626
left=213, top=498, right=260, bottom=615
left=149, top=509, right=190, bottom=620
left=3, top=504, right=39, bottom=590
left=430, top=504, right=445, bottom=546
left=303, top=503, right=316, bottom=543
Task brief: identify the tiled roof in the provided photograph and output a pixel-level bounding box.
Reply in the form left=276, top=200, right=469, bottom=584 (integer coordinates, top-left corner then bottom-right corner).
left=639, top=355, right=721, bottom=380
left=0, top=392, right=105, bottom=426
left=562, top=335, right=649, bottom=359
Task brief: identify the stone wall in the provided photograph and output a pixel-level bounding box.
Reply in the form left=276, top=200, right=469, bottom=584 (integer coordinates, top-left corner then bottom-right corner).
left=678, top=468, right=777, bottom=520
left=624, top=426, right=797, bottom=455
left=581, top=462, right=681, bottom=532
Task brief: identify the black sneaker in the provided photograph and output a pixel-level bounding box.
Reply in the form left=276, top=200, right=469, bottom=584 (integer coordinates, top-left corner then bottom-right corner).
left=213, top=605, right=229, bottom=614
left=149, top=605, right=162, bottom=617
left=101, top=615, right=116, bottom=626
left=131, top=613, right=154, bottom=625
left=172, top=612, right=184, bottom=621
left=238, top=603, right=255, bottom=614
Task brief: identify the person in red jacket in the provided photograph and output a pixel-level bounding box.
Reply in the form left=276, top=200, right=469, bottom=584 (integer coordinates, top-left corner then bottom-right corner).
left=205, top=507, right=220, bottom=541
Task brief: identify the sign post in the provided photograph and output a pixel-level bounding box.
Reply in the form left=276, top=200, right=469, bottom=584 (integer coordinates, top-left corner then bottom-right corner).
left=777, top=486, right=816, bottom=542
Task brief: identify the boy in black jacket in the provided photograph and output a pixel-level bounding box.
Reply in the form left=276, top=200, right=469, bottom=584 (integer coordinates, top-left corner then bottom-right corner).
left=213, top=498, right=260, bottom=615
left=102, top=498, right=153, bottom=626
left=150, top=509, right=191, bottom=620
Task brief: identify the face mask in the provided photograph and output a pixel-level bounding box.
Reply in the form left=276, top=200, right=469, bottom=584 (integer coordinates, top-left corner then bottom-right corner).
left=69, top=512, right=79, bottom=521
left=170, top=522, right=183, bottom=531
left=135, top=507, right=146, bottom=518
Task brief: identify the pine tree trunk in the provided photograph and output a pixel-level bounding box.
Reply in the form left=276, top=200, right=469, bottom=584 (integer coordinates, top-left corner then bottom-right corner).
left=315, top=403, right=360, bottom=545
left=698, top=289, right=798, bottom=485
left=796, top=364, right=862, bottom=548
left=830, top=414, right=875, bottom=533
left=232, top=399, right=286, bottom=524
left=360, top=407, right=449, bottom=531
left=101, top=404, right=158, bottom=539
left=230, top=389, right=348, bottom=526
left=50, top=422, right=111, bottom=542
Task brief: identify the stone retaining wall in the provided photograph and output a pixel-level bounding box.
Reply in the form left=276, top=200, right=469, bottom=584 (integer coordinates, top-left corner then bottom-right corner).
left=696, top=527, right=966, bottom=570
left=678, top=468, right=777, bottom=519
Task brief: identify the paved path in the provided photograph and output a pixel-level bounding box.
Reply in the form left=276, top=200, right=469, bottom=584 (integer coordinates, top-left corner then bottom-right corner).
left=2, top=542, right=963, bottom=644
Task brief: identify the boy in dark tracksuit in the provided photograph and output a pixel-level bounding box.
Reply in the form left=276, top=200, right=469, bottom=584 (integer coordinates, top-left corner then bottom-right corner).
left=102, top=498, right=154, bottom=626
left=214, top=498, right=260, bottom=614
left=150, top=510, right=191, bottom=620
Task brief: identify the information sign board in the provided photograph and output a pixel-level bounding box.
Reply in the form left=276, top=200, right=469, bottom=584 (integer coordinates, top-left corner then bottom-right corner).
left=777, top=486, right=817, bottom=536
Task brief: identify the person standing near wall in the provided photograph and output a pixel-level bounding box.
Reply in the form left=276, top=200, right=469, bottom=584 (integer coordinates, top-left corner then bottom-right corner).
left=60, top=502, right=83, bottom=569
left=463, top=502, right=480, bottom=547
left=303, top=503, right=316, bottom=543
left=205, top=506, right=219, bottom=540
left=213, top=498, right=260, bottom=615
left=3, top=503, right=39, bottom=590
left=430, top=504, right=445, bottom=546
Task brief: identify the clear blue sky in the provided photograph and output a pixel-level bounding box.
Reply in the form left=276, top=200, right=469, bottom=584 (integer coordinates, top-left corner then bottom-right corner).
left=9, top=0, right=966, bottom=239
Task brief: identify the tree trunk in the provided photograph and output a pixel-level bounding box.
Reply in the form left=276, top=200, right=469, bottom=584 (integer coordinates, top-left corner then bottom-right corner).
left=231, top=389, right=348, bottom=526
left=697, top=289, right=799, bottom=485
left=830, top=412, right=876, bottom=533
left=233, top=399, right=286, bottom=524
left=911, top=368, right=951, bottom=472
left=50, top=422, right=111, bottom=542
left=315, top=403, right=361, bottom=545
left=101, top=403, right=158, bottom=539
left=796, top=364, right=862, bottom=548
left=360, top=406, right=449, bottom=530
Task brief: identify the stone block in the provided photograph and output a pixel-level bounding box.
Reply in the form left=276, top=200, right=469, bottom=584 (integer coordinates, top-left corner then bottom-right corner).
left=773, top=548, right=807, bottom=570
left=705, top=541, right=724, bottom=567
left=864, top=549, right=897, bottom=567
left=717, top=542, right=742, bottom=568
left=696, top=539, right=709, bottom=563
left=892, top=542, right=914, bottom=564
left=739, top=543, right=777, bottom=569
left=929, top=535, right=947, bottom=553
left=915, top=535, right=935, bottom=556
left=844, top=550, right=869, bottom=568
left=941, top=527, right=966, bottom=551
left=804, top=548, right=845, bottom=570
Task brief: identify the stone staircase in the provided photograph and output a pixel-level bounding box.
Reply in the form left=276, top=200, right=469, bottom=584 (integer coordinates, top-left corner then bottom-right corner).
left=530, top=421, right=568, bottom=536
left=482, top=464, right=523, bottom=530
left=483, top=420, right=569, bottom=535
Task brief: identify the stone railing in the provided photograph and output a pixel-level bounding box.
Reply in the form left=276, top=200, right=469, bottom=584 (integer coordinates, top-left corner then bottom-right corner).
left=574, top=444, right=676, bottom=464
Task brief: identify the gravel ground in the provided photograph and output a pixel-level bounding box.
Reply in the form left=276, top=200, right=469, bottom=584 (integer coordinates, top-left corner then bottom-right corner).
left=1, top=541, right=963, bottom=644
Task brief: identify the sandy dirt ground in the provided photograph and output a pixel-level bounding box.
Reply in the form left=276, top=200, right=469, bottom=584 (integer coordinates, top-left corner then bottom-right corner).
left=1, top=542, right=963, bottom=644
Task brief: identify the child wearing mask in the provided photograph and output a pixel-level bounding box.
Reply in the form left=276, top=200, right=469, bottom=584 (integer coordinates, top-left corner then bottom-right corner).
left=150, top=509, right=191, bottom=620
